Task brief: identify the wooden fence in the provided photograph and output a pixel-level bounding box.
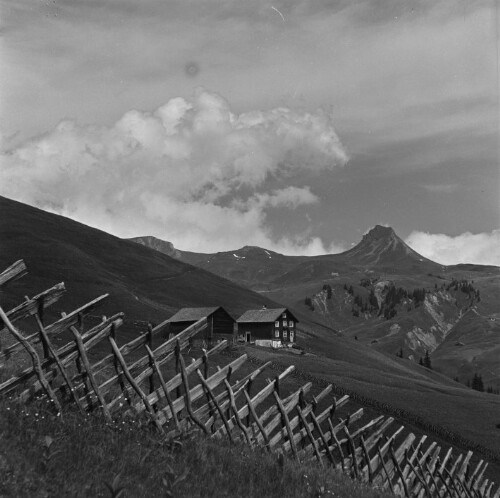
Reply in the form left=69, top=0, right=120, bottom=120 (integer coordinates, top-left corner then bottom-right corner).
left=0, top=260, right=498, bottom=498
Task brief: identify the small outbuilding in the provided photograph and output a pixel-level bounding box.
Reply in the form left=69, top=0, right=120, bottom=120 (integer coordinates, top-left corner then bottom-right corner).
left=236, top=307, right=298, bottom=348
left=165, top=306, right=236, bottom=345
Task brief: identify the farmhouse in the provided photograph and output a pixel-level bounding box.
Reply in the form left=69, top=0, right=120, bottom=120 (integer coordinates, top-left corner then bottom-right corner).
left=165, top=306, right=236, bottom=345
left=236, top=307, right=298, bottom=348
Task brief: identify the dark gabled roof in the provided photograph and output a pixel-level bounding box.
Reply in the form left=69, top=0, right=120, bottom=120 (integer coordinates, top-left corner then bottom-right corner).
left=167, top=307, right=221, bottom=323
left=237, top=308, right=298, bottom=323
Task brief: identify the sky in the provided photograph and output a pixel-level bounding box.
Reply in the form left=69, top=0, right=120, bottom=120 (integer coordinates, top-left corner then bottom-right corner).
left=1, top=0, right=499, bottom=264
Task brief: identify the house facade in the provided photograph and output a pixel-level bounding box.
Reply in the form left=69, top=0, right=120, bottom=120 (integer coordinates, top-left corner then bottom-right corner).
left=165, top=306, right=236, bottom=345
left=236, top=307, right=298, bottom=348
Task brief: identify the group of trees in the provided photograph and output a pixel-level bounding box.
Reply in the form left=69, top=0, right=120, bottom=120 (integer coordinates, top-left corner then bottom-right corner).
left=445, top=279, right=481, bottom=302
left=469, top=373, right=484, bottom=392
left=418, top=350, right=432, bottom=369
left=461, top=374, right=499, bottom=394
left=346, top=282, right=428, bottom=320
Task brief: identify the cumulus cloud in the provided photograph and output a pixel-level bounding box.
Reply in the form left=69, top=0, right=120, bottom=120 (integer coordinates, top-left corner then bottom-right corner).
left=0, top=88, right=348, bottom=255
left=405, top=230, right=500, bottom=266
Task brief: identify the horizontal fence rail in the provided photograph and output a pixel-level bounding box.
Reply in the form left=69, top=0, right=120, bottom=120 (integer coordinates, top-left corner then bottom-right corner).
left=0, top=260, right=497, bottom=498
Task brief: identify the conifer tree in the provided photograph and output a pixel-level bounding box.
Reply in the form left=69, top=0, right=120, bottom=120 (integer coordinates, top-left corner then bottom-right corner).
left=423, top=350, right=432, bottom=369
left=472, top=373, right=484, bottom=392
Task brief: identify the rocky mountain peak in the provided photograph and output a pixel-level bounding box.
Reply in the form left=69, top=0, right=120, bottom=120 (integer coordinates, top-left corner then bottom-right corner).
left=129, top=236, right=181, bottom=259
left=363, top=225, right=397, bottom=242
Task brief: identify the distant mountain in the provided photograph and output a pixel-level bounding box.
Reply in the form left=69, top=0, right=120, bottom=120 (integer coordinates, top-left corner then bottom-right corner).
left=130, top=226, right=500, bottom=388
left=338, top=225, right=439, bottom=268
left=127, top=238, right=309, bottom=288
left=130, top=236, right=181, bottom=259
left=129, top=225, right=443, bottom=288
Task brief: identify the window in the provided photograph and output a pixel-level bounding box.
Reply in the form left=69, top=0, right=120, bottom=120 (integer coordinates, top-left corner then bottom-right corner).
left=283, top=330, right=288, bottom=339
left=274, top=328, right=279, bottom=338
left=283, top=320, right=288, bottom=327
left=275, top=320, right=279, bottom=327
left=289, top=320, right=294, bottom=327
left=282, top=313, right=287, bottom=318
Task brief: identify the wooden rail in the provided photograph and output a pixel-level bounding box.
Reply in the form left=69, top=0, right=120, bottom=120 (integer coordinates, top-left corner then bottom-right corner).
left=0, top=260, right=497, bottom=498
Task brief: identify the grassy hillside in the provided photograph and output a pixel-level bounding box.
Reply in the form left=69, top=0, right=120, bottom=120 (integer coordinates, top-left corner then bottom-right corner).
left=433, top=308, right=500, bottom=387
left=0, top=398, right=394, bottom=498
left=0, top=196, right=284, bottom=338
left=239, top=339, right=500, bottom=481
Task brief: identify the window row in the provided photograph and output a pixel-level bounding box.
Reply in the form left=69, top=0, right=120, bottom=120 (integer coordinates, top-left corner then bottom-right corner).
left=274, top=320, right=294, bottom=327
left=274, top=329, right=294, bottom=339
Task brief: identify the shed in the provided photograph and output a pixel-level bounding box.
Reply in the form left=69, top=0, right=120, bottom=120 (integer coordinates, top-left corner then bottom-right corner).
left=236, top=307, right=298, bottom=348
left=166, top=306, right=236, bottom=345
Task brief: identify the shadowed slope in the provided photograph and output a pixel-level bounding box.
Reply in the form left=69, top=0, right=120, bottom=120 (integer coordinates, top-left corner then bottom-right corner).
left=0, top=196, right=281, bottom=331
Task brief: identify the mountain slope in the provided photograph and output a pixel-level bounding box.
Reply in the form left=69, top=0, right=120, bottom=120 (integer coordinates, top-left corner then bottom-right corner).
left=0, top=196, right=284, bottom=337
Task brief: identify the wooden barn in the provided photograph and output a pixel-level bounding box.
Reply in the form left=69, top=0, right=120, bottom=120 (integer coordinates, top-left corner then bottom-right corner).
left=165, top=307, right=236, bottom=345
left=236, top=307, right=298, bottom=348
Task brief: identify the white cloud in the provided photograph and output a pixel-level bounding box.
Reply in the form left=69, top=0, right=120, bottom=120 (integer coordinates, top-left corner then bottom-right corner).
left=405, top=229, right=500, bottom=266
left=421, top=183, right=459, bottom=193
left=248, top=186, right=319, bottom=210
left=0, top=88, right=348, bottom=255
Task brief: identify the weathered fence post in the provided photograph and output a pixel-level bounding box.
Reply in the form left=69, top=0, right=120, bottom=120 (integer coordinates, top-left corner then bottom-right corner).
left=71, top=325, right=111, bottom=423
left=0, top=306, right=63, bottom=416
left=273, top=379, right=298, bottom=461
left=147, top=323, right=156, bottom=398
left=110, top=323, right=132, bottom=407
left=33, top=313, right=85, bottom=413
left=109, top=336, right=164, bottom=434
left=145, top=345, right=180, bottom=432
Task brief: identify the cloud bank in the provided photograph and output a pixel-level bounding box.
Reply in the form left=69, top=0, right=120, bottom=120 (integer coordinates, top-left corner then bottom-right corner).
left=405, top=230, right=500, bottom=266
left=0, top=88, right=348, bottom=255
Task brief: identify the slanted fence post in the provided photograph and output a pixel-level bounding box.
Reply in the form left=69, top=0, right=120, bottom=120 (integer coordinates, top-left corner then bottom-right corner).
left=147, top=323, right=156, bottom=402
left=71, top=324, right=112, bottom=423
left=144, top=344, right=180, bottom=432
left=33, top=312, right=85, bottom=413
left=35, top=296, right=51, bottom=360
left=273, top=378, right=298, bottom=461
left=109, top=336, right=164, bottom=434
left=0, top=306, right=63, bottom=417
left=175, top=340, right=182, bottom=401
left=110, top=323, right=132, bottom=407
left=246, top=376, right=253, bottom=428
